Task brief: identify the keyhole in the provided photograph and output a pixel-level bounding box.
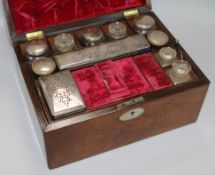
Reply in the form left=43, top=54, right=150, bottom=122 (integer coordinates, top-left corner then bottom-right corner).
left=130, top=111, right=135, bottom=117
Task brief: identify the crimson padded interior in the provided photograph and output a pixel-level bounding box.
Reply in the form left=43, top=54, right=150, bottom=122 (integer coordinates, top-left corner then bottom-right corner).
left=8, top=0, right=146, bottom=34
left=72, top=57, right=152, bottom=109
left=134, top=53, right=173, bottom=90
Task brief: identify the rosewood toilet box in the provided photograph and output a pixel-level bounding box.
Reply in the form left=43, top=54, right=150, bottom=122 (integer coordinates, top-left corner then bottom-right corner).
left=3, top=0, right=210, bottom=169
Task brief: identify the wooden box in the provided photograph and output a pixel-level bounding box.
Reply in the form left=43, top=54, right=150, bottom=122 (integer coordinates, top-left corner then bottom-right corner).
left=3, top=0, right=210, bottom=169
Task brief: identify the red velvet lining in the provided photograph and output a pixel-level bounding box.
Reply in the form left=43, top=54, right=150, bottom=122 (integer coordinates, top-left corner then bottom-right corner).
left=8, top=0, right=146, bottom=34
left=96, top=61, right=130, bottom=99
left=72, top=57, right=152, bottom=109
left=72, top=67, right=111, bottom=109
left=134, top=53, right=173, bottom=90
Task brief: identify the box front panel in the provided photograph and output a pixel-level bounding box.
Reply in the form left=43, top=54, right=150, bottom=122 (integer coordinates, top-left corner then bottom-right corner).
left=45, top=84, right=208, bottom=169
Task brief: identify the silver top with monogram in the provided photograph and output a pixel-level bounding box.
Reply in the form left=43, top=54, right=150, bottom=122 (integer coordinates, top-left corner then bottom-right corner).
left=55, top=35, right=150, bottom=70
left=39, top=70, right=86, bottom=118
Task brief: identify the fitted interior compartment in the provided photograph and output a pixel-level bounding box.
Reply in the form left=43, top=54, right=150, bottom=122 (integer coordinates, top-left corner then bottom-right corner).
left=15, top=12, right=201, bottom=122
left=19, top=16, right=148, bottom=63
left=134, top=53, right=173, bottom=90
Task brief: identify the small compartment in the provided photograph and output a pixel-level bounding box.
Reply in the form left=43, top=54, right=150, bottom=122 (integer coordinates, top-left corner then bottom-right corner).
left=134, top=53, right=173, bottom=90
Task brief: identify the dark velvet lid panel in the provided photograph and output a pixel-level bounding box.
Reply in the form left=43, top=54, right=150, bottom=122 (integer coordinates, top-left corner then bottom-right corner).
left=8, top=0, right=146, bottom=34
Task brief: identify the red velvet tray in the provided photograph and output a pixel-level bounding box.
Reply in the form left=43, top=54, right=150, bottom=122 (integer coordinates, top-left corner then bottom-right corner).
left=8, top=0, right=147, bottom=34
left=72, top=57, right=152, bottom=109
left=72, top=54, right=173, bottom=109
left=134, top=53, right=173, bottom=90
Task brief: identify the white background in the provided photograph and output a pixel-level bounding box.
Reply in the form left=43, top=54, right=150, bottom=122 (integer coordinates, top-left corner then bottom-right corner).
left=0, top=0, right=215, bottom=174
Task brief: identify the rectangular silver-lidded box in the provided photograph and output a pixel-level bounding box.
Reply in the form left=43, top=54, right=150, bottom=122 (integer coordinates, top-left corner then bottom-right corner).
left=54, top=35, right=150, bottom=70
left=39, top=70, right=86, bottom=118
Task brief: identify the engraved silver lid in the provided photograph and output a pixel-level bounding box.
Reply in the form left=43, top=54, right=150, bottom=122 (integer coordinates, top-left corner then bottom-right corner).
left=25, top=40, right=48, bottom=57
left=54, top=33, right=75, bottom=53
left=39, top=70, right=86, bottom=118
left=108, top=21, right=127, bottom=40
left=159, top=47, right=177, bottom=62
left=172, top=60, right=192, bottom=78
left=147, top=30, right=169, bottom=47
left=82, top=27, right=105, bottom=46
left=133, top=15, right=155, bottom=34
left=32, top=57, right=56, bottom=76
left=55, top=35, right=150, bottom=70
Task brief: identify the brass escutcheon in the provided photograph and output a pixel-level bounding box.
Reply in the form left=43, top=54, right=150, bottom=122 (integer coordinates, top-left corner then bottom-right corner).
left=119, top=108, right=145, bottom=121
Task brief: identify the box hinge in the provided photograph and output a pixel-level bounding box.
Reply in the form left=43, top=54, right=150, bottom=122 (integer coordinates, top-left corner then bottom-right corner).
left=124, top=9, right=139, bottom=19
left=26, top=31, right=44, bottom=41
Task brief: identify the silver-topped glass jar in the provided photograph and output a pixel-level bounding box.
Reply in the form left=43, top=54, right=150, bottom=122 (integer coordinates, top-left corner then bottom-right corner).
left=172, top=60, right=192, bottom=78
left=25, top=39, right=48, bottom=60
left=133, top=15, right=155, bottom=35
left=167, top=60, right=194, bottom=85
left=54, top=33, right=76, bottom=53
left=82, top=27, right=105, bottom=46
left=108, top=21, right=127, bottom=40
left=157, top=47, right=177, bottom=67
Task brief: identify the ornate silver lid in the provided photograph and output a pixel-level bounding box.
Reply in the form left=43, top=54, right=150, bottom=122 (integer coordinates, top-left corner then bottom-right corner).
left=54, top=33, right=75, bottom=53
left=55, top=35, right=150, bottom=70
left=108, top=21, right=127, bottom=40
left=82, top=27, right=105, bottom=46
left=39, top=70, right=86, bottom=118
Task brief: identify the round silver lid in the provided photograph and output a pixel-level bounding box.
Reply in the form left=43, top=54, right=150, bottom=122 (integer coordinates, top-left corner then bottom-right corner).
left=54, top=33, right=75, bottom=53
left=82, top=27, right=104, bottom=46
left=147, top=30, right=169, bottom=47
left=134, top=15, right=155, bottom=31
left=32, top=57, right=56, bottom=76
left=108, top=21, right=127, bottom=40
left=159, top=47, right=177, bottom=62
left=172, top=60, right=191, bottom=78
left=25, top=40, right=48, bottom=57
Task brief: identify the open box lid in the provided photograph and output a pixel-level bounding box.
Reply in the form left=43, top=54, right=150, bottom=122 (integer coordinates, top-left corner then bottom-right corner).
left=4, top=0, right=151, bottom=41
